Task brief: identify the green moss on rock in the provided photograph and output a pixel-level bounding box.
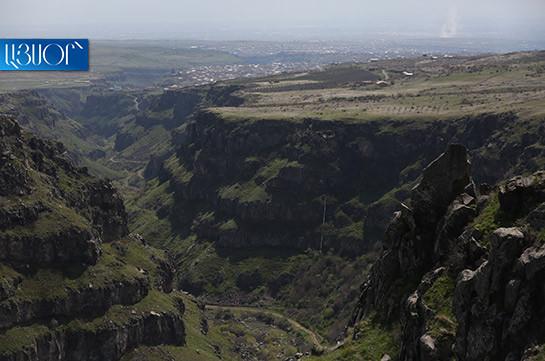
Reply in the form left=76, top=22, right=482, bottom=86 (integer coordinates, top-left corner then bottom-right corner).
left=422, top=274, right=457, bottom=339
left=219, top=181, right=269, bottom=203
left=308, top=316, right=399, bottom=361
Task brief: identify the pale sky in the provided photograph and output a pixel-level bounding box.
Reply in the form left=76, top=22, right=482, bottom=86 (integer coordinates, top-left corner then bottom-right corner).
left=2, top=0, right=545, bottom=40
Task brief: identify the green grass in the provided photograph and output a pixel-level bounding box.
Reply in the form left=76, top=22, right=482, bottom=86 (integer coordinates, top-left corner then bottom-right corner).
left=218, top=219, right=238, bottom=232
left=0, top=236, right=180, bottom=356
left=112, top=238, right=169, bottom=282
left=11, top=241, right=146, bottom=302
left=196, top=211, right=216, bottom=223
left=119, top=126, right=172, bottom=161
left=219, top=181, right=269, bottom=203
left=121, top=294, right=311, bottom=361
left=0, top=132, right=109, bottom=248
left=257, top=158, right=301, bottom=180
left=121, top=294, right=238, bottom=361
left=129, top=178, right=174, bottom=211
left=0, top=264, right=21, bottom=281
left=174, top=295, right=234, bottom=360
left=0, top=325, right=51, bottom=354
left=422, top=274, right=455, bottom=319
left=210, top=307, right=308, bottom=359
left=6, top=236, right=169, bottom=308
left=130, top=207, right=174, bottom=245
left=82, top=157, right=126, bottom=180
left=337, top=221, right=364, bottom=240
left=176, top=237, right=374, bottom=339
left=471, top=193, right=514, bottom=247
left=126, top=178, right=176, bottom=245
left=422, top=274, right=457, bottom=339
left=538, top=229, right=545, bottom=243
left=209, top=52, right=545, bottom=126
left=309, top=317, right=399, bottom=361
left=218, top=158, right=302, bottom=204
left=63, top=290, right=181, bottom=333
left=178, top=239, right=301, bottom=296
left=164, top=155, right=193, bottom=185
left=472, top=194, right=501, bottom=245
left=0, top=202, right=91, bottom=239
left=210, top=106, right=452, bottom=124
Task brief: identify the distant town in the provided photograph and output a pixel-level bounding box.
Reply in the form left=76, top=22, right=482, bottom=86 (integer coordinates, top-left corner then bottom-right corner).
left=157, top=37, right=543, bottom=90
left=165, top=62, right=323, bottom=89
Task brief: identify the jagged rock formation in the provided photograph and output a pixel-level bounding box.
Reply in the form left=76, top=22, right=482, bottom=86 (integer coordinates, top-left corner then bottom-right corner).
left=0, top=116, right=128, bottom=265
left=350, top=144, right=545, bottom=361
left=453, top=173, right=545, bottom=361
left=0, top=117, right=185, bottom=361
left=351, top=144, right=474, bottom=321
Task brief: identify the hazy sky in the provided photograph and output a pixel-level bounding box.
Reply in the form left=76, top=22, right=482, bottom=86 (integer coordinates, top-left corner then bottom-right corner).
left=2, top=0, right=545, bottom=40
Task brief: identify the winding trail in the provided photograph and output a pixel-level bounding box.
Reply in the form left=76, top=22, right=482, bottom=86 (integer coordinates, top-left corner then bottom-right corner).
left=205, top=304, right=343, bottom=352
left=107, top=155, right=147, bottom=165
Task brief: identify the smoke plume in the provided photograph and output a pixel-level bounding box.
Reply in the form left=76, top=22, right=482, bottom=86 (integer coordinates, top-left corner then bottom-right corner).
left=441, top=4, right=458, bottom=38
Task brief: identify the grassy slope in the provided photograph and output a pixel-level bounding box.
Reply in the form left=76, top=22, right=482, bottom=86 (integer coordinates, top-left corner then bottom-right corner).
left=308, top=317, right=399, bottom=361
left=212, top=51, right=545, bottom=123
left=0, top=237, right=179, bottom=354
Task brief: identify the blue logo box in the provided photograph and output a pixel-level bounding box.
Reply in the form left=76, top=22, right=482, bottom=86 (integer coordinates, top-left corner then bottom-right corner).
left=0, top=39, right=89, bottom=71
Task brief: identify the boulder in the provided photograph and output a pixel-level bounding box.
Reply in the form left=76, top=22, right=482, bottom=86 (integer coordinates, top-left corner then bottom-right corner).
left=499, top=171, right=545, bottom=216
left=489, top=228, right=525, bottom=291
left=419, top=334, right=438, bottom=361
left=88, top=180, right=129, bottom=241
left=0, top=116, right=22, bottom=137
left=518, top=244, right=545, bottom=279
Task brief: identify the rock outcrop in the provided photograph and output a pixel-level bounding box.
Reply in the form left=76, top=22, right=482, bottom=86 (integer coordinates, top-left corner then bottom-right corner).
left=0, top=116, right=127, bottom=266
left=87, top=179, right=129, bottom=241
left=350, top=145, right=545, bottom=361
left=453, top=176, right=545, bottom=361
left=498, top=171, right=545, bottom=217
left=0, top=227, right=100, bottom=267
left=1, top=292, right=185, bottom=361
left=352, top=144, right=473, bottom=321
left=0, top=117, right=185, bottom=361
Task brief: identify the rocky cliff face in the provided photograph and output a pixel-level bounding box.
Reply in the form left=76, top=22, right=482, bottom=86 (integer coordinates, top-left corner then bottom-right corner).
left=161, top=111, right=439, bottom=255
left=0, top=117, right=185, bottom=361
left=350, top=144, right=545, bottom=361
left=0, top=116, right=128, bottom=262
left=150, top=110, right=545, bottom=256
